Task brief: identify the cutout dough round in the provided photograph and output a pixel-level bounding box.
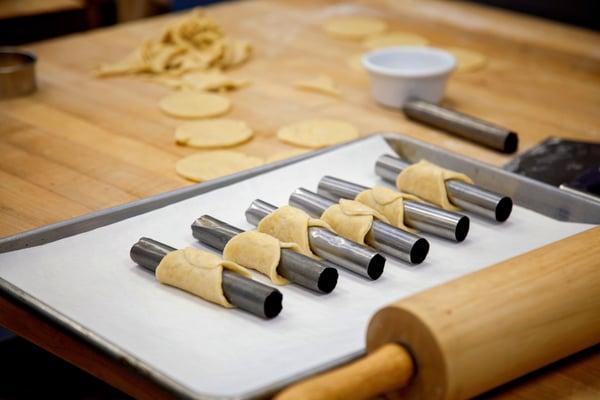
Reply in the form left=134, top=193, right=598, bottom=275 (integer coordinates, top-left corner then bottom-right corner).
left=294, top=75, right=340, bottom=97
left=445, top=47, right=487, bottom=72
left=175, top=119, right=253, bottom=149
left=347, top=54, right=365, bottom=72
left=159, top=92, right=231, bottom=118
left=176, top=151, right=263, bottom=182
left=363, top=32, right=429, bottom=49
left=277, top=119, right=359, bottom=148
left=323, top=16, right=387, bottom=40
left=266, top=149, right=309, bottom=163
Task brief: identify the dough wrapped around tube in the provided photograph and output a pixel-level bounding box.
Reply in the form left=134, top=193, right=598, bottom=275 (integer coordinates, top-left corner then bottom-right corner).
left=223, top=231, right=298, bottom=285
left=320, top=199, right=389, bottom=244
left=395, top=159, right=474, bottom=211
left=155, top=247, right=250, bottom=308
left=355, top=186, right=420, bottom=233
left=257, top=206, right=332, bottom=259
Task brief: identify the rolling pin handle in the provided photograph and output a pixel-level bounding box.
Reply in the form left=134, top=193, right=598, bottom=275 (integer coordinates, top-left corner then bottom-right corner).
left=275, top=343, right=414, bottom=400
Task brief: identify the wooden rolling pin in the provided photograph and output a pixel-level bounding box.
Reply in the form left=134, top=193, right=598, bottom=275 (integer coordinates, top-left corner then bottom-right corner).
left=276, top=227, right=600, bottom=400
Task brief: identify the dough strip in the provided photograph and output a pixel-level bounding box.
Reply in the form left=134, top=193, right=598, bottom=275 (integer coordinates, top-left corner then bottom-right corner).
left=129, top=237, right=282, bottom=319
left=289, top=188, right=429, bottom=265
left=318, top=176, right=469, bottom=242
left=375, top=155, right=513, bottom=222
left=191, top=216, right=338, bottom=293
left=245, top=200, right=385, bottom=280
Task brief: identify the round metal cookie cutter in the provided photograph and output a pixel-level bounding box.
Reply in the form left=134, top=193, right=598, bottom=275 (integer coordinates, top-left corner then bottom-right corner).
left=0, top=48, right=37, bottom=99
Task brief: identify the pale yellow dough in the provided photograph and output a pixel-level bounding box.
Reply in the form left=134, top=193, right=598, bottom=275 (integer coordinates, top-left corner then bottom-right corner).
left=323, top=16, right=387, bottom=40
left=355, top=186, right=420, bottom=233
left=363, top=32, right=429, bottom=49
left=257, top=206, right=332, bottom=258
left=175, top=119, right=253, bottom=149
left=159, top=92, right=231, bottom=119
left=294, top=75, right=340, bottom=97
left=97, top=9, right=252, bottom=78
left=277, top=119, right=359, bottom=149
left=444, top=47, right=487, bottom=72
left=320, top=199, right=389, bottom=244
left=155, top=247, right=250, bottom=307
left=395, top=159, right=474, bottom=211
left=266, top=149, right=309, bottom=163
left=223, top=231, right=299, bottom=285
left=347, top=54, right=365, bottom=72
left=182, top=71, right=250, bottom=92
left=176, top=151, right=263, bottom=182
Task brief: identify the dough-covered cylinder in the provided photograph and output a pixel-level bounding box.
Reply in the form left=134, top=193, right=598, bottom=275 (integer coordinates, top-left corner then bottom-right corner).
left=156, top=247, right=250, bottom=307
left=320, top=199, right=389, bottom=244
left=395, top=160, right=473, bottom=211
left=257, top=206, right=332, bottom=258
left=223, top=231, right=298, bottom=285
left=355, top=186, right=419, bottom=233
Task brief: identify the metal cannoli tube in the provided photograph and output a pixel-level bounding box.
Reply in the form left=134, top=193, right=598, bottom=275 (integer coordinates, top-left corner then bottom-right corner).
left=403, top=100, right=519, bottom=154
left=245, top=199, right=386, bottom=280
left=317, top=176, right=470, bottom=242
left=130, top=237, right=282, bottom=319
left=191, top=216, right=338, bottom=294
left=375, top=154, right=513, bottom=222
left=289, top=188, right=429, bottom=265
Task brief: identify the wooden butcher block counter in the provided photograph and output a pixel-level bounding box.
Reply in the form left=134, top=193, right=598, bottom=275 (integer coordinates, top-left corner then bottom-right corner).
left=1, top=0, right=599, bottom=398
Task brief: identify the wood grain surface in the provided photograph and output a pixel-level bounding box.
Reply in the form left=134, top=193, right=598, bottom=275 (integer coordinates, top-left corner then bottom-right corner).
left=1, top=0, right=599, bottom=398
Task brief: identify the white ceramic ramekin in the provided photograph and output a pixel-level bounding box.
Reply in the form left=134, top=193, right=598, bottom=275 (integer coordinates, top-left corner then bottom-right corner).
left=362, top=47, right=456, bottom=108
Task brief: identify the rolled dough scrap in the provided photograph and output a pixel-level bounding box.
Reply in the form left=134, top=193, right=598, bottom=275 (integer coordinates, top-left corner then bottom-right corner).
left=323, top=16, right=387, bottom=40
left=175, top=119, right=253, bottom=149
left=347, top=54, right=365, bottom=72
left=266, top=149, right=309, bottom=163
left=97, top=9, right=252, bottom=78
left=362, top=32, right=429, bottom=49
left=395, top=159, right=474, bottom=211
left=257, top=206, right=332, bottom=258
left=159, top=92, right=231, bottom=119
left=155, top=247, right=250, bottom=307
left=294, top=75, right=340, bottom=97
left=277, top=119, right=359, bottom=149
left=445, top=47, right=487, bottom=72
left=355, top=186, right=420, bottom=232
left=176, top=151, right=263, bottom=182
left=223, top=231, right=299, bottom=285
left=320, top=199, right=389, bottom=244
left=182, top=71, right=250, bottom=92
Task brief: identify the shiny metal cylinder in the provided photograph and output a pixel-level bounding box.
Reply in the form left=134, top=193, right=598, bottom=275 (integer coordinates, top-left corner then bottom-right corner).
left=129, top=237, right=282, bottom=319
left=245, top=200, right=385, bottom=279
left=191, top=216, right=338, bottom=293
left=289, top=188, right=429, bottom=264
left=403, top=100, right=519, bottom=154
left=0, top=48, right=37, bottom=99
left=317, top=176, right=469, bottom=241
left=375, top=155, right=513, bottom=222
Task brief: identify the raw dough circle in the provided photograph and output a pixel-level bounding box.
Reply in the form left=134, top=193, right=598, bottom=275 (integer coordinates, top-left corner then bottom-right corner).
left=363, top=32, right=429, bottom=49
left=159, top=92, right=231, bottom=119
left=176, top=151, right=263, bottom=182
left=277, top=119, right=359, bottom=148
left=445, top=47, right=487, bottom=72
left=323, top=16, right=387, bottom=40
left=175, top=119, right=253, bottom=148
left=347, top=54, right=366, bottom=72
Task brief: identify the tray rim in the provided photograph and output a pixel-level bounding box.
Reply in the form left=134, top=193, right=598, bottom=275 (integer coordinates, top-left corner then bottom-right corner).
left=1, top=132, right=598, bottom=399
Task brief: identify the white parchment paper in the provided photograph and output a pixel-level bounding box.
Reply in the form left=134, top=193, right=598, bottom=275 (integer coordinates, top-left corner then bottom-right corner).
left=0, top=136, right=592, bottom=397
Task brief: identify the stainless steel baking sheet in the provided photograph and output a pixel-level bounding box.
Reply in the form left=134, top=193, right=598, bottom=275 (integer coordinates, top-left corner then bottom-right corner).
left=0, top=134, right=594, bottom=399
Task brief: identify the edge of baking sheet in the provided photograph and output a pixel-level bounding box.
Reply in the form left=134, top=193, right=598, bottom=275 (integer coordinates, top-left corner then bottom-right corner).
left=0, top=135, right=375, bottom=400
left=1, top=132, right=599, bottom=399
